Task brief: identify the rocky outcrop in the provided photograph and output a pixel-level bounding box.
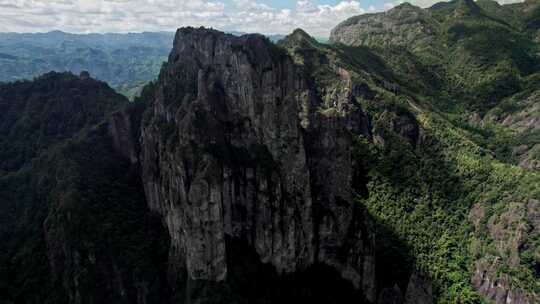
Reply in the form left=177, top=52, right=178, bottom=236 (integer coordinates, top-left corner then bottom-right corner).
left=377, top=285, right=403, bottom=304
left=141, top=27, right=376, bottom=301
left=108, top=110, right=139, bottom=165
left=485, top=90, right=540, bottom=170
left=494, top=91, right=540, bottom=134
left=404, top=270, right=433, bottom=304
left=472, top=260, right=538, bottom=304
left=375, top=270, right=433, bottom=304
left=469, top=200, right=540, bottom=304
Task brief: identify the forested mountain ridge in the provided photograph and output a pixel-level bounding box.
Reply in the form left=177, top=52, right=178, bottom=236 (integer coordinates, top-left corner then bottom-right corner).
left=0, top=72, right=170, bottom=303
left=0, top=0, right=539, bottom=303
left=330, top=0, right=540, bottom=302
left=331, top=0, right=540, bottom=170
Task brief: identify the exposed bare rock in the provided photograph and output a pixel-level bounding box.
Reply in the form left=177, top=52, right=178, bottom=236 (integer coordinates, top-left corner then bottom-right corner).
left=485, top=91, right=540, bottom=170
left=470, top=200, right=540, bottom=303
left=404, top=270, right=433, bottom=304
left=472, top=260, right=538, bottom=304
left=140, top=27, right=376, bottom=301
left=108, top=110, right=139, bottom=164
left=378, top=285, right=403, bottom=304
left=498, top=91, right=540, bottom=133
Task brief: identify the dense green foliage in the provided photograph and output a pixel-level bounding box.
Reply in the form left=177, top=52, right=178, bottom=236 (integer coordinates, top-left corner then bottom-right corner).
left=354, top=95, right=540, bottom=302
left=0, top=72, right=125, bottom=172
left=293, top=3, right=540, bottom=300
left=0, top=72, right=169, bottom=303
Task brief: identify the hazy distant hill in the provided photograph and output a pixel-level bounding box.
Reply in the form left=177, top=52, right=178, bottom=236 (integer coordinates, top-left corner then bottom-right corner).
left=0, top=31, right=326, bottom=99
left=0, top=31, right=174, bottom=98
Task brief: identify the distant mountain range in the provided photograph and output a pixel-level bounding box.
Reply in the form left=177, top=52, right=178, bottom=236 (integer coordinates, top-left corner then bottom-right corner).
left=0, top=30, right=326, bottom=99
left=0, top=31, right=173, bottom=98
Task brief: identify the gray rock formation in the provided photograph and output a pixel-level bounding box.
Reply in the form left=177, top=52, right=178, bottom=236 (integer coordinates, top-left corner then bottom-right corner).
left=404, top=270, right=433, bottom=304
left=485, top=91, right=540, bottom=170
left=472, top=260, right=538, bottom=304
left=378, top=285, right=403, bottom=304
left=140, top=27, right=376, bottom=301
left=108, top=110, right=139, bottom=165
left=376, top=270, right=433, bottom=304
left=470, top=200, right=540, bottom=304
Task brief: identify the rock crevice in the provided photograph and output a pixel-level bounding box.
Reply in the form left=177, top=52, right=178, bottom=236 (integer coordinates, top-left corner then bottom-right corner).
left=141, top=27, right=376, bottom=301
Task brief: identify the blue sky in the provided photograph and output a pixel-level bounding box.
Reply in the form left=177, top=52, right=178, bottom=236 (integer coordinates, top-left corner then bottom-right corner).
left=0, top=0, right=523, bottom=37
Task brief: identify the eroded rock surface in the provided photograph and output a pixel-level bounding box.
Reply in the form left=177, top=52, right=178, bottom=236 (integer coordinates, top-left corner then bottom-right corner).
left=470, top=200, right=540, bottom=304
left=140, top=27, right=376, bottom=301
left=404, top=270, right=433, bottom=304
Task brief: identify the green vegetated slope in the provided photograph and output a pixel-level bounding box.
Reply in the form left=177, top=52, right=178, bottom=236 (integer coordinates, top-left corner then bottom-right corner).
left=332, top=0, right=540, bottom=167
left=328, top=0, right=540, bottom=302
left=0, top=72, right=169, bottom=303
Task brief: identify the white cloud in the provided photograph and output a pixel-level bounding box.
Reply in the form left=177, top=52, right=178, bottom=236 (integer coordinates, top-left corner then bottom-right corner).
left=0, top=0, right=229, bottom=33
left=495, top=0, right=523, bottom=3
left=0, top=0, right=368, bottom=37
left=232, top=0, right=273, bottom=11
left=384, top=2, right=396, bottom=10
left=0, top=0, right=527, bottom=37
left=294, top=1, right=365, bottom=35
left=384, top=0, right=524, bottom=9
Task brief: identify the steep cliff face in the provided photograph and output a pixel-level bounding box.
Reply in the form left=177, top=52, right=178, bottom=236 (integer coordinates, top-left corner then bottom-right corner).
left=140, top=28, right=376, bottom=301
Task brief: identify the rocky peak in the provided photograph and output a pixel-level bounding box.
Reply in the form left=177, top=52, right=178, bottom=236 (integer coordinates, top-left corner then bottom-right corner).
left=278, top=28, right=323, bottom=62
left=79, top=70, right=90, bottom=80
left=140, top=27, right=376, bottom=302
left=428, top=0, right=481, bottom=20
left=388, top=2, right=423, bottom=14
left=284, top=28, right=320, bottom=46
left=454, top=0, right=481, bottom=16
left=170, top=27, right=277, bottom=66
